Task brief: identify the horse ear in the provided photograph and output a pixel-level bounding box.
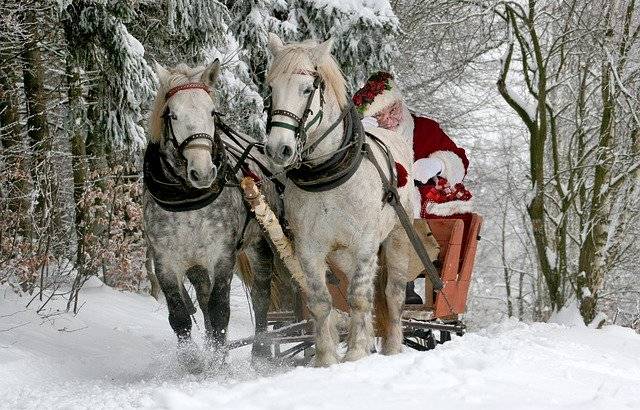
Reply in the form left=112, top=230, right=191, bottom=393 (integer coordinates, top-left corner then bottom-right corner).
left=268, top=32, right=284, bottom=55
left=154, top=61, right=171, bottom=86
left=312, top=38, right=334, bottom=64
left=201, top=58, right=221, bottom=87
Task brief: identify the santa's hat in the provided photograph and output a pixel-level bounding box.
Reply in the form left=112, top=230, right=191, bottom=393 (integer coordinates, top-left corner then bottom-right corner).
left=353, top=72, right=403, bottom=117
left=420, top=178, right=474, bottom=218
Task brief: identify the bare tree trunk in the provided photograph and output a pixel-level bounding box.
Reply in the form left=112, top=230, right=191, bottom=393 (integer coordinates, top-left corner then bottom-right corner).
left=577, top=50, right=614, bottom=324
left=85, top=70, right=108, bottom=173
left=496, top=3, right=563, bottom=312
left=20, top=10, right=50, bottom=156
left=0, top=68, right=20, bottom=149
left=501, top=204, right=513, bottom=317
left=66, top=54, right=88, bottom=267
left=517, top=270, right=525, bottom=320
left=0, top=61, right=32, bottom=221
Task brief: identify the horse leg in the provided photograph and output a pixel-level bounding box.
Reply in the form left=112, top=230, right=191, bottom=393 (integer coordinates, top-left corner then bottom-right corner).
left=381, top=225, right=411, bottom=355
left=146, top=248, right=162, bottom=300
left=299, top=246, right=339, bottom=367
left=207, top=260, right=233, bottom=348
left=155, top=259, right=192, bottom=342
left=184, top=265, right=212, bottom=338
left=344, top=250, right=377, bottom=362
left=245, top=239, right=274, bottom=358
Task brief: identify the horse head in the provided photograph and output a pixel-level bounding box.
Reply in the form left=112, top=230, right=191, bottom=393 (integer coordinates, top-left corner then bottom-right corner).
left=264, top=33, right=348, bottom=168
left=150, top=60, right=222, bottom=189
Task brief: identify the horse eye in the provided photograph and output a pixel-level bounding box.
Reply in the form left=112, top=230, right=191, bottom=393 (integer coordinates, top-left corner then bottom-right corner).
left=170, top=112, right=177, bottom=120
left=302, top=87, right=313, bottom=95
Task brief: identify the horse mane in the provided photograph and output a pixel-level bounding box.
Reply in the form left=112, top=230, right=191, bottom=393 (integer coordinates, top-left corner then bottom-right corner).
left=148, top=64, right=211, bottom=143
left=266, top=40, right=349, bottom=110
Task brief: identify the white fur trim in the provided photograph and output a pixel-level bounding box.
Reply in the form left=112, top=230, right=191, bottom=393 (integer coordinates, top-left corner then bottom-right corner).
left=396, top=104, right=414, bottom=143
left=427, top=150, right=466, bottom=184
left=413, top=157, right=443, bottom=183
left=361, top=116, right=379, bottom=128
left=423, top=197, right=474, bottom=217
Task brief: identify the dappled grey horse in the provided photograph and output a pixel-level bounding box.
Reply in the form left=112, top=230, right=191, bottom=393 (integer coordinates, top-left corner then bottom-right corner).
left=143, top=60, right=277, bottom=357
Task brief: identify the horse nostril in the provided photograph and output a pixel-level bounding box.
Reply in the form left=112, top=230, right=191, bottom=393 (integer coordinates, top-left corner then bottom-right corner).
left=279, top=144, right=293, bottom=159
left=189, top=169, right=200, bottom=182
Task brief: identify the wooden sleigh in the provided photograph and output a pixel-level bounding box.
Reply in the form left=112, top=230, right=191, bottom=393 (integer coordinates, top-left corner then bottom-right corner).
left=229, top=212, right=483, bottom=361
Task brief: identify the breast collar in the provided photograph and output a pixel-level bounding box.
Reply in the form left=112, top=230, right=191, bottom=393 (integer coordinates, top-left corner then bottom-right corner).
left=285, top=103, right=366, bottom=192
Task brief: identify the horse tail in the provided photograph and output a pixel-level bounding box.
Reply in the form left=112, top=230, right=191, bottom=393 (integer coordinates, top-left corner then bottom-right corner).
left=236, top=250, right=286, bottom=310
left=374, top=248, right=390, bottom=339
left=237, top=251, right=255, bottom=288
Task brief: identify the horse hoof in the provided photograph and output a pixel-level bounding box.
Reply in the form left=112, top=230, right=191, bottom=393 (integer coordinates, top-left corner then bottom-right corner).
left=381, top=345, right=403, bottom=356
left=314, top=352, right=339, bottom=367
left=177, top=341, right=205, bottom=373
left=343, top=348, right=369, bottom=362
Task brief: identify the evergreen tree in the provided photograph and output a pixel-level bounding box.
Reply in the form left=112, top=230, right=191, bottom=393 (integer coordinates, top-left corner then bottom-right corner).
left=288, top=0, right=399, bottom=89
left=227, top=0, right=398, bottom=97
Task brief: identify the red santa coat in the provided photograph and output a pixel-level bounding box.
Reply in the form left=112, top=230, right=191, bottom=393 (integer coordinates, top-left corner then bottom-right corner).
left=413, top=116, right=468, bottom=174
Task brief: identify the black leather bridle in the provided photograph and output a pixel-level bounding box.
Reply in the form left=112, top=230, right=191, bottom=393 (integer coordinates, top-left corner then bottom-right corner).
left=143, top=82, right=230, bottom=212
left=266, top=70, right=337, bottom=163
left=161, top=82, right=218, bottom=160
left=265, top=70, right=364, bottom=191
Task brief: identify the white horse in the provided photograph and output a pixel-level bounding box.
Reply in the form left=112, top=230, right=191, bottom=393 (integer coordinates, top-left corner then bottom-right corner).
left=264, top=34, right=414, bottom=365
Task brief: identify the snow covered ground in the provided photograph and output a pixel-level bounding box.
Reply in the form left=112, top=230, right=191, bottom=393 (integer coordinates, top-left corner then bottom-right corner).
left=1, top=279, right=639, bottom=410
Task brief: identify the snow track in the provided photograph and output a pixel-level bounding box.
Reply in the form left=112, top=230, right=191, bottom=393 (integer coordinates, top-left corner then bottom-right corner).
left=1, top=280, right=639, bottom=410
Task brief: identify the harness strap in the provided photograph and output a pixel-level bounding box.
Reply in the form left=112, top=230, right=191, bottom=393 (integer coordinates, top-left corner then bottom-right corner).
left=362, top=134, right=445, bottom=292
left=215, top=115, right=287, bottom=194
left=235, top=181, right=254, bottom=251
left=286, top=105, right=365, bottom=192
left=305, top=109, right=323, bottom=131
left=269, top=121, right=298, bottom=132
left=143, top=142, right=228, bottom=212
left=301, top=106, right=348, bottom=159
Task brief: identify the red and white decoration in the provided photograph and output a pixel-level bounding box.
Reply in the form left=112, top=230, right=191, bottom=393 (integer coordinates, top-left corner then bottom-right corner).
left=353, top=72, right=473, bottom=218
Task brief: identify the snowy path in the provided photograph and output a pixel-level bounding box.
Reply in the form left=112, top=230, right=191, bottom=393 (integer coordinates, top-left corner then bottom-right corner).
left=1, top=280, right=639, bottom=410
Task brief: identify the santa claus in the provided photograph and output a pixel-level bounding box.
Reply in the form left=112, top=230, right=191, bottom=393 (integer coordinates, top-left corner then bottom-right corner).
left=353, top=71, right=473, bottom=303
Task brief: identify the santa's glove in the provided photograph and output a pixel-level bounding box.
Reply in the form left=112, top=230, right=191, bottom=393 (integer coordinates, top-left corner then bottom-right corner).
left=361, top=116, right=379, bottom=128
left=413, top=157, right=443, bottom=183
